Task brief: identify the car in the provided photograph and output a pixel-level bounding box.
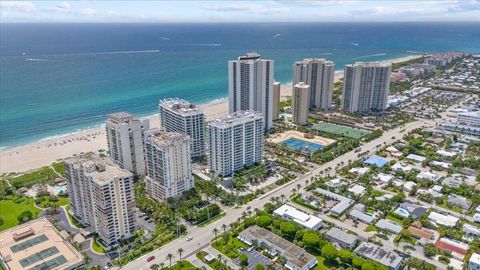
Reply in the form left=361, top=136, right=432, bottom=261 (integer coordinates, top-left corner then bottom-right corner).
left=246, top=206, right=251, bottom=210
left=147, top=256, right=155, bottom=262
left=187, top=236, right=193, bottom=241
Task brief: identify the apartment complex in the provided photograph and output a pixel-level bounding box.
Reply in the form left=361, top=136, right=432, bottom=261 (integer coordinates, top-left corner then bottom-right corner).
left=342, top=62, right=391, bottom=114
left=228, top=52, right=274, bottom=130
left=106, top=112, right=149, bottom=177
left=293, top=58, right=335, bottom=110
left=0, top=218, right=84, bottom=270
left=64, top=153, right=135, bottom=247
left=208, top=110, right=264, bottom=176
left=159, top=98, right=205, bottom=159
left=272, top=81, right=281, bottom=120
left=144, top=129, right=194, bottom=200
left=292, top=82, right=310, bottom=125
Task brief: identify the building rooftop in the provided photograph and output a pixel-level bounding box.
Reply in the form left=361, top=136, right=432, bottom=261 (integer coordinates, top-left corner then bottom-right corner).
left=85, top=159, right=132, bottom=184
left=349, top=210, right=375, bottom=224
left=273, top=204, right=322, bottom=230
left=375, top=219, right=403, bottom=234
left=364, top=155, right=389, bottom=168
left=407, top=226, right=434, bottom=239
left=348, top=61, right=392, bottom=68
left=428, top=211, right=459, bottom=227
left=208, top=110, right=263, bottom=128
left=107, top=112, right=138, bottom=123
left=238, top=225, right=316, bottom=270
left=237, top=52, right=263, bottom=61
left=354, top=242, right=402, bottom=269
left=159, top=98, right=203, bottom=116
left=470, top=253, right=480, bottom=266
left=0, top=218, right=84, bottom=270
left=326, top=227, right=358, bottom=246
left=435, top=237, right=469, bottom=257
left=296, top=58, right=334, bottom=66
left=146, top=129, right=191, bottom=147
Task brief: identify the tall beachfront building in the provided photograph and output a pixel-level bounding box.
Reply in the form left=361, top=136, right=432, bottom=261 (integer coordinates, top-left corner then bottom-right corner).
left=159, top=98, right=205, bottom=159
left=208, top=110, right=264, bottom=176
left=272, top=81, right=281, bottom=120
left=342, top=62, right=391, bottom=114
left=293, top=58, right=335, bottom=110
left=292, top=82, right=310, bottom=125
left=106, top=112, right=149, bottom=177
left=144, top=130, right=194, bottom=200
left=228, top=52, right=274, bottom=130
left=64, top=153, right=135, bottom=247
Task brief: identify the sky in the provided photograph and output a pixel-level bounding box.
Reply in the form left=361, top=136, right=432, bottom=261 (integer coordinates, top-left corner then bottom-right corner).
left=1, top=0, right=479, bottom=23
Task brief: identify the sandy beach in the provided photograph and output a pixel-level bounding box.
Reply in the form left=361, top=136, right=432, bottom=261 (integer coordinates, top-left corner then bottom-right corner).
left=0, top=55, right=421, bottom=174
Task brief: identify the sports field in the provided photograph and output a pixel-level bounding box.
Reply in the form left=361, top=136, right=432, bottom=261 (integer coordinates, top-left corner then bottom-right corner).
left=312, top=122, right=369, bottom=139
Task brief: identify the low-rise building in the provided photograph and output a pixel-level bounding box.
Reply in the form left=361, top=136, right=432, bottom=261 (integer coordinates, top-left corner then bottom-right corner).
left=468, top=253, right=480, bottom=270
left=403, top=181, right=417, bottom=193
left=448, top=194, right=472, bottom=210
left=348, top=184, right=366, bottom=196
left=314, top=188, right=354, bottom=216
left=435, top=237, right=469, bottom=260
left=273, top=204, right=323, bottom=230
left=354, top=242, right=403, bottom=270
left=0, top=218, right=84, bottom=270
left=463, top=224, right=480, bottom=237
left=349, top=209, right=375, bottom=224
left=430, top=160, right=452, bottom=169
left=375, top=219, right=403, bottom=234
left=406, top=154, right=426, bottom=163
left=326, top=227, right=358, bottom=249
left=238, top=225, right=317, bottom=270
left=407, top=226, right=435, bottom=245
left=397, top=202, right=428, bottom=219
left=428, top=211, right=459, bottom=227
left=416, top=171, right=440, bottom=182
left=391, top=163, right=413, bottom=173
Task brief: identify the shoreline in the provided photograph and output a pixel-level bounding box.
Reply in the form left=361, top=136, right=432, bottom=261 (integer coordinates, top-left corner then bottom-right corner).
left=0, top=54, right=421, bottom=174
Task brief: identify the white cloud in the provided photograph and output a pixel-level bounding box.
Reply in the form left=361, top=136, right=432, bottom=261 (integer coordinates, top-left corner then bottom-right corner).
left=274, top=0, right=359, bottom=6
left=78, top=8, right=96, bottom=16
left=202, top=3, right=289, bottom=15
left=0, top=1, right=35, bottom=12
left=43, top=1, right=71, bottom=13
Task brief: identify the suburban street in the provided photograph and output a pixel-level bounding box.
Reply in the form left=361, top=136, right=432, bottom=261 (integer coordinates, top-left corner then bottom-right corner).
left=122, top=118, right=435, bottom=270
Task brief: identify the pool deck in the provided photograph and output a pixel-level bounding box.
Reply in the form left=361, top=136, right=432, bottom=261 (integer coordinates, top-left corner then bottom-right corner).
left=268, top=130, right=336, bottom=146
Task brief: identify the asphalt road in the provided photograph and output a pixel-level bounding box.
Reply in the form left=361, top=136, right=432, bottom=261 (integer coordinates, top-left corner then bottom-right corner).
left=122, top=118, right=433, bottom=270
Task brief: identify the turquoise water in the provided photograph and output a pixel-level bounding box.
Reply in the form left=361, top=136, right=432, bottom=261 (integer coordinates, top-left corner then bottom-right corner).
left=282, top=137, right=324, bottom=152
left=1, top=23, right=480, bottom=148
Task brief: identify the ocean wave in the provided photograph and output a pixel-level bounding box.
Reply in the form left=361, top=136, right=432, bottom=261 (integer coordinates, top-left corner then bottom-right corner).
left=350, top=42, right=359, bottom=46
left=181, top=43, right=222, bottom=47
left=161, top=37, right=170, bottom=41
left=25, top=58, right=47, bottom=61
left=354, top=53, right=387, bottom=60
left=56, top=50, right=160, bottom=57
left=37, top=124, right=105, bottom=143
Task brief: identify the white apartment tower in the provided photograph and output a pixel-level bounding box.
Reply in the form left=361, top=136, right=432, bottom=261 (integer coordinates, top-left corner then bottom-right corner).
left=292, top=82, right=310, bottom=125
left=144, top=129, right=194, bottom=200
left=342, top=62, right=391, bottom=114
left=64, top=153, right=135, bottom=247
left=106, top=112, right=149, bottom=177
left=159, top=98, right=205, bottom=159
left=208, top=110, right=264, bottom=176
left=293, top=58, right=335, bottom=110
left=272, top=81, right=281, bottom=120
left=228, top=52, right=274, bottom=130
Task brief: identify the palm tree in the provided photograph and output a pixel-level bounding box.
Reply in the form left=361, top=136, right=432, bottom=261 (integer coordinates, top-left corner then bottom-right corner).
left=160, top=262, right=165, bottom=269
left=166, top=253, right=173, bottom=269
left=217, top=254, right=222, bottom=262
left=280, top=194, right=285, bottom=203
left=177, top=248, right=184, bottom=261
left=222, top=224, right=227, bottom=235
left=212, top=228, right=219, bottom=239
left=296, top=183, right=301, bottom=191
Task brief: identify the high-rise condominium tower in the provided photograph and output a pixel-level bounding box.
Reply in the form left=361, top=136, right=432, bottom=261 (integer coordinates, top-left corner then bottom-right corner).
left=292, top=82, right=310, bottom=125
left=64, top=153, right=135, bottom=247
left=106, top=112, right=149, bottom=177
left=208, top=111, right=264, bottom=176
left=272, top=81, right=281, bottom=120
left=342, top=62, right=391, bottom=114
left=228, top=52, right=274, bottom=130
left=159, top=98, right=205, bottom=159
left=144, top=130, right=194, bottom=200
left=293, top=58, right=335, bottom=110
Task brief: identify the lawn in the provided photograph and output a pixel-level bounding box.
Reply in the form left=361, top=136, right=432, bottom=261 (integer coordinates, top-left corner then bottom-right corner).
left=197, top=251, right=229, bottom=270
left=0, top=196, right=42, bottom=231
left=314, top=256, right=339, bottom=270
left=386, top=215, right=404, bottom=224
left=92, top=236, right=106, bottom=253
left=365, top=225, right=377, bottom=232
left=212, top=234, right=248, bottom=258
left=312, top=122, right=369, bottom=139
left=8, top=166, right=59, bottom=188
left=198, top=212, right=226, bottom=227
left=65, top=205, right=86, bottom=229
left=163, top=261, right=198, bottom=270
left=37, top=196, right=69, bottom=208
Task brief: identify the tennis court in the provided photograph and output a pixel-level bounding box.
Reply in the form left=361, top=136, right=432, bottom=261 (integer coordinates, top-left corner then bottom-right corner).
left=312, top=122, right=369, bottom=139
left=282, top=137, right=324, bottom=153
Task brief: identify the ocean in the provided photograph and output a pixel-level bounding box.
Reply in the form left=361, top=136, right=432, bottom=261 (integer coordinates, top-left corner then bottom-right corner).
left=1, top=22, right=479, bottom=148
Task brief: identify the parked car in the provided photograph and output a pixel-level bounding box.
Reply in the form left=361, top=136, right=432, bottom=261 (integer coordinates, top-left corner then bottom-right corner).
left=147, top=256, right=155, bottom=262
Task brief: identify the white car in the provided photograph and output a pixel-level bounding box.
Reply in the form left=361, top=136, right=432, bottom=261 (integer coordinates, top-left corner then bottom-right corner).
left=187, top=236, right=193, bottom=241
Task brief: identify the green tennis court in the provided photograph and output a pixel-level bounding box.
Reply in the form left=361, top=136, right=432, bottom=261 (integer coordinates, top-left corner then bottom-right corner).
left=312, top=122, right=369, bottom=139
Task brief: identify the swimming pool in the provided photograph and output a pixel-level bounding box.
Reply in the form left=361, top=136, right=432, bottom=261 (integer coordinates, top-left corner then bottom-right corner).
left=281, top=137, right=324, bottom=153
